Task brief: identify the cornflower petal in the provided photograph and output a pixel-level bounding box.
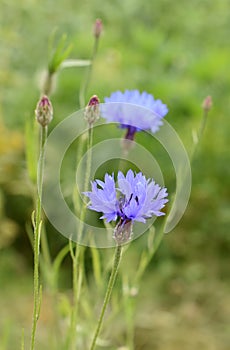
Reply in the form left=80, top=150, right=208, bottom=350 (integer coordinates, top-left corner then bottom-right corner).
left=103, top=90, right=168, bottom=136
left=83, top=170, right=168, bottom=238
left=83, top=173, right=117, bottom=221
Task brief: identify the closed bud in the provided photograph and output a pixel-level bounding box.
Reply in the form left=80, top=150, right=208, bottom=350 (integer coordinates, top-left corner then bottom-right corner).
left=35, top=95, right=53, bottom=127
left=93, top=19, right=103, bottom=38
left=84, top=95, right=100, bottom=126
left=202, top=95, right=212, bottom=112
left=113, top=219, right=133, bottom=245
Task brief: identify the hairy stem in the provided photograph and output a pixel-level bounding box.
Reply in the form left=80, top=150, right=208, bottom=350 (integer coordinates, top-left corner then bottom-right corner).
left=30, top=125, right=47, bottom=350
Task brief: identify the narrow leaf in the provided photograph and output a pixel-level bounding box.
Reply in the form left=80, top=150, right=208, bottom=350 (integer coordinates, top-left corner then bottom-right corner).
left=61, top=59, right=91, bottom=69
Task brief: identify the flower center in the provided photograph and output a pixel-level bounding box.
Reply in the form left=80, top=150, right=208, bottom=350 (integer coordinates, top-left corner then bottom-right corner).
left=118, top=193, right=139, bottom=219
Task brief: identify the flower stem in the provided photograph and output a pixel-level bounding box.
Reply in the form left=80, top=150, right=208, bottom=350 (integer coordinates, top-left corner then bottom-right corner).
left=191, top=107, right=209, bottom=162
left=85, top=126, right=93, bottom=190
left=70, top=36, right=100, bottom=345
left=68, top=126, right=93, bottom=349
left=79, top=37, right=99, bottom=108
left=30, top=125, right=47, bottom=350
left=21, top=328, right=25, bottom=350
left=90, top=244, right=122, bottom=350
left=125, top=295, right=135, bottom=350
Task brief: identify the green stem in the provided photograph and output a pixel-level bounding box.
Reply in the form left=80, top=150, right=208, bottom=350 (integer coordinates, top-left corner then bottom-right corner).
left=30, top=125, right=47, bottom=350
left=40, top=225, right=52, bottom=270
left=74, top=134, right=86, bottom=214
left=43, top=71, right=53, bottom=96
left=122, top=275, right=135, bottom=350
left=84, top=126, right=93, bottom=191
left=79, top=38, right=99, bottom=108
left=191, top=108, right=209, bottom=162
left=90, top=245, right=122, bottom=350
left=53, top=243, right=71, bottom=287
left=125, top=296, right=135, bottom=350
left=68, top=126, right=93, bottom=349
left=69, top=38, right=99, bottom=346
left=21, top=328, right=25, bottom=350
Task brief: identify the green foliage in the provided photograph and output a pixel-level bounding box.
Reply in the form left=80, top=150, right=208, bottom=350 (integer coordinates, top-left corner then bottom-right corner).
left=0, top=0, right=229, bottom=349
left=48, top=33, right=73, bottom=75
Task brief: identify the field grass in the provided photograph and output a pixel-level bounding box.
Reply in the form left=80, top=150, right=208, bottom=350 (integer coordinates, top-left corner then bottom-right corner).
left=0, top=0, right=229, bottom=349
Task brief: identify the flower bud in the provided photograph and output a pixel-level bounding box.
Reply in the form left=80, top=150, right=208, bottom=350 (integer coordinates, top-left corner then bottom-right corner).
left=113, top=219, right=133, bottom=245
left=202, top=95, right=212, bottom=112
left=93, top=19, right=103, bottom=38
left=84, top=95, right=100, bottom=126
left=35, top=95, right=53, bottom=127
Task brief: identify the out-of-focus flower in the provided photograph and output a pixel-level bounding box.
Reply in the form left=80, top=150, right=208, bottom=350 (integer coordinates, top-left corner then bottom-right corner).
left=35, top=95, right=53, bottom=127
left=93, top=18, right=103, bottom=38
left=84, top=95, right=100, bottom=126
left=202, top=95, right=212, bottom=112
left=84, top=170, right=168, bottom=244
left=103, top=90, right=168, bottom=140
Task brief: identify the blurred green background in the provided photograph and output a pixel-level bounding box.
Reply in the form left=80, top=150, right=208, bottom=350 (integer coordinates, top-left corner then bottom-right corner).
left=0, top=0, right=229, bottom=349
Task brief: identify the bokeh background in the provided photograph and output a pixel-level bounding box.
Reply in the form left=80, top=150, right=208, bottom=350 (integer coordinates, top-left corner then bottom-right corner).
left=0, top=0, right=229, bottom=349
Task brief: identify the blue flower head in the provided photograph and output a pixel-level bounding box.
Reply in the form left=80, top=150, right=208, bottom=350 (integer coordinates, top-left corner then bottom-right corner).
left=103, top=90, right=168, bottom=141
left=84, top=170, right=168, bottom=244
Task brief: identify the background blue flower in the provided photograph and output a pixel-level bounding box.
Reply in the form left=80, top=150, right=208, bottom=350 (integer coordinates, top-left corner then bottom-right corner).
left=103, top=90, right=168, bottom=139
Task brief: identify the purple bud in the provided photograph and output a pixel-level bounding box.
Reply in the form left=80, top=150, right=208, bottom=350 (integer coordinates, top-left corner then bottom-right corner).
left=35, top=95, right=53, bottom=127
left=84, top=95, right=100, bottom=126
left=202, top=96, right=212, bottom=112
left=93, top=19, right=103, bottom=38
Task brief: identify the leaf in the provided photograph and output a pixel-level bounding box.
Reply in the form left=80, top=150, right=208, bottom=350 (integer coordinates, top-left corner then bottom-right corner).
left=60, top=59, right=91, bottom=69
left=53, top=243, right=70, bottom=278
left=48, top=33, right=73, bottom=74
left=31, top=210, right=36, bottom=230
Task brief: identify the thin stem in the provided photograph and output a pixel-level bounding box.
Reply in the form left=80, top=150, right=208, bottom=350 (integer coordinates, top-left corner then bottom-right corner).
left=53, top=243, right=71, bottom=287
left=21, top=328, right=25, bottom=350
left=120, top=223, right=164, bottom=350
left=79, top=38, right=99, bottom=108
left=68, top=126, right=93, bottom=349
left=39, top=74, right=53, bottom=272
left=121, top=274, right=135, bottom=350
left=190, top=108, right=209, bottom=162
left=90, top=245, right=122, bottom=350
left=69, top=38, right=100, bottom=346
left=198, top=109, right=208, bottom=140
left=30, top=125, right=48, bottom=350
left=84, top=126, right=93, bottom=191
left=40, top=225, right=52, bottom=270
left=125, top=296, right=135, bottom=350
left=74, top=134, right=87, bottom=214
left=117, top=139, right=135, bottom=173
left=43, top=71, right=53, bottom=96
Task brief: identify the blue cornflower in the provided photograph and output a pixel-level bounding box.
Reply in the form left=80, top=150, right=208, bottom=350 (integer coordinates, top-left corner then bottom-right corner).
left=84, top=170, right=168, bottom=244
left=103, top=90, right=168, bottom=140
